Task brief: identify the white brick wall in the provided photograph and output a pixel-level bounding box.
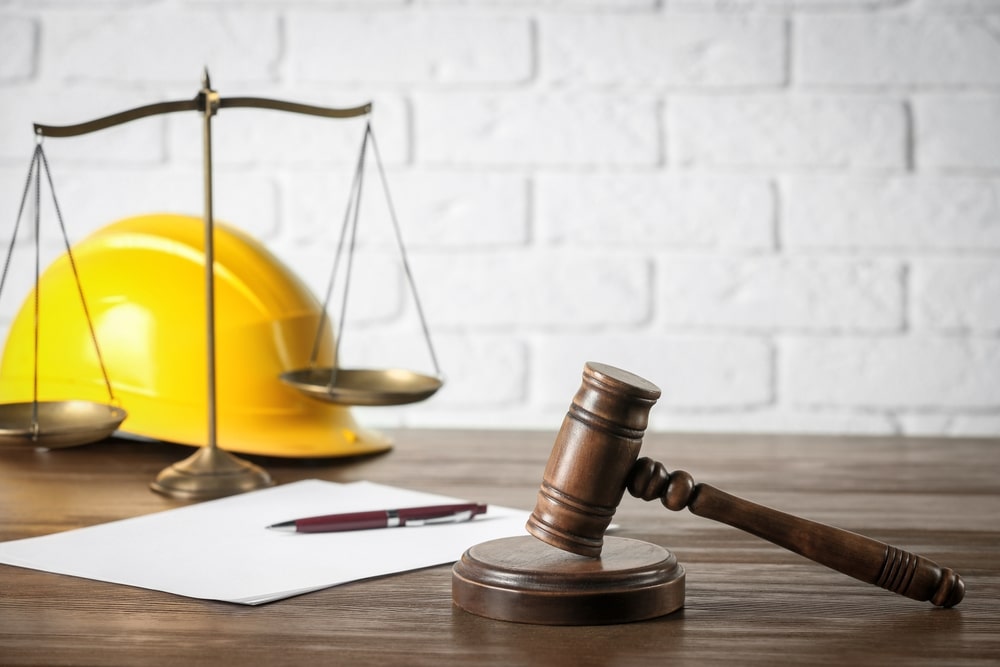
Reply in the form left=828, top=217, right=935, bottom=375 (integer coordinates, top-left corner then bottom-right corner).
left=672, top=95, right=908, bottom=168
left=917, top=96, right=1000, bottom=169
left=796, top=15, right=1000, bottom=86
left=0, top=1, right=998, bottom=439
left=540, top=15, right=786, bottom=86
left=288, top=12, right=533, bottom=84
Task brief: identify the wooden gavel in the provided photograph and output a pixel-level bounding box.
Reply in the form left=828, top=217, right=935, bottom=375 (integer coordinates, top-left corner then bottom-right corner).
left=525, top=362, right=965, bottom=608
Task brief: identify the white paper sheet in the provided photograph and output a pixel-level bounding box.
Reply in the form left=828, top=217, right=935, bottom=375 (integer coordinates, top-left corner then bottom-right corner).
left=0, top=479, right=530, bottom=605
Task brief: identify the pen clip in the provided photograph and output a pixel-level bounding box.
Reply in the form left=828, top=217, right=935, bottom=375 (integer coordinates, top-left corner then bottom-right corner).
left=403, top=510, right=476, bottom=527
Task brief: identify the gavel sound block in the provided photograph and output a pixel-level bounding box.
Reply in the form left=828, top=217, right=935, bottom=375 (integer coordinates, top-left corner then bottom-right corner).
left=452, top=362, right=965, bottom=625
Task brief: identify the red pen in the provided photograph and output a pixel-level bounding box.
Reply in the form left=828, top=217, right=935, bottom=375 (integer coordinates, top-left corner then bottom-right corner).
left=266, top=503, right=488, bottom=533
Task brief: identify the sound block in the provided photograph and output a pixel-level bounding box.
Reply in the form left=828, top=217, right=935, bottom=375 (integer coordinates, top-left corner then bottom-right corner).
left=452, top=535, right=685, bottom=625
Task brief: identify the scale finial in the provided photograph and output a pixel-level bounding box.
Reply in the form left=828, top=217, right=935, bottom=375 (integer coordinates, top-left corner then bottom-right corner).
left=202, top=67, right=212, bottom=90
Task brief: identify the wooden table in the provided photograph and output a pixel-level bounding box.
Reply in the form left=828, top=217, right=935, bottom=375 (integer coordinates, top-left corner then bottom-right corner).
left=1, top=429, right=997, bottom=665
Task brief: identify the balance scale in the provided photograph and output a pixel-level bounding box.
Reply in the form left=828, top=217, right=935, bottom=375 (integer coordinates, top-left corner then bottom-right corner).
left=0, top=70, right=442, bottom=499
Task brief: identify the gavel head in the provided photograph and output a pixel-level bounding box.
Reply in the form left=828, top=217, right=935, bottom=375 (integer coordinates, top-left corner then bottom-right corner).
left=526, top=362, right=661, bottom=558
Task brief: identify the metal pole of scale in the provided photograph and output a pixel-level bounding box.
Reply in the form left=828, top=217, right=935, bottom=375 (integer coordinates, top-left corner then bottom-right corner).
left=150, top=70, right=273, bottom=499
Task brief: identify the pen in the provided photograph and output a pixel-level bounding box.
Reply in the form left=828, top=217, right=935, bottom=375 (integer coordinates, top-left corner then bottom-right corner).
left=266, top=503, right=488, bottom=533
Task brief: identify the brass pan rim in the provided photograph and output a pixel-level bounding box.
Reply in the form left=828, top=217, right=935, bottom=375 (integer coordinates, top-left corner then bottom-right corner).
left=280, top=367, right=443, bottom=407
left=0, top=400, right=127, bottom=449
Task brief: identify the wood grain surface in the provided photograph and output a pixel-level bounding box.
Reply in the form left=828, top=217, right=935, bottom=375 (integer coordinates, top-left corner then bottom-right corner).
left=1, top=430, right=997, bottom=666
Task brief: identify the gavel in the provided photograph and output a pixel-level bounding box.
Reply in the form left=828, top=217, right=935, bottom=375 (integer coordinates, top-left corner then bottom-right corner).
left=453, top=362, right=965, bottom=625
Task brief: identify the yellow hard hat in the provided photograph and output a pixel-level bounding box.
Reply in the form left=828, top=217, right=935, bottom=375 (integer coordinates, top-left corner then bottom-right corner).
left=0, top=213, right=390, bottom=458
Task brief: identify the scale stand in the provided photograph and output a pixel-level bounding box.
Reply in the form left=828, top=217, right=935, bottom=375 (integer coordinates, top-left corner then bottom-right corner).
left=30, top=70, right=374, bottom=499
left=149, top=72, right=269, bottom=499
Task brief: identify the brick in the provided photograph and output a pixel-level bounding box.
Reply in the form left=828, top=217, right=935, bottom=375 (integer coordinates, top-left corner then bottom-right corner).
left=671, top=95, right=906, bottom=168
left=189, top=0, right=405, bottom=5
left=534, top=334, right=773, bottom=409
left=797, top=15, right=1000, bottom=86
left=541, top=14, right=785, bottom=86
left=288, top=12, right=531, bottom=84
left=0, top=86, right=165, bottom=164
left=783, top=337, right=1000, bottom=409
left=431, top=0, right=655, bottom=6
left=0, top=16, right=35, bottom=81
left=924, top=0, right=1000, bottom=9
left=658, top=257, right=903, bottom=331
left=916, top=96, right=1000, bottom=170
left=676, top=0, right=901, bottom=7
left=411, top=251, right=652, bottom=328
left=43, top=9, right=280, bottom=84
left=784, top=176, right=1000, bottom=250
left=537, top=174, right=774, bottom=249
left=285, top=169, right=528, bottom=249
left=415, top=92, right=660, bottom=167
left=168, top=94, right=408, bottom=167
left=912, top=259, right=1000, bottom=333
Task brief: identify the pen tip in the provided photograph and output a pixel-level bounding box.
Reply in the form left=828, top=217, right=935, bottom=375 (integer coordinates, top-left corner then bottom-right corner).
left=266, top=521, right=296, bottom=532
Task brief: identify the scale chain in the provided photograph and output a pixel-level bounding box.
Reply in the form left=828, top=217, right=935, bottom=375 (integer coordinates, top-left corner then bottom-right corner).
left=310, top=121, right=442, bottom=388
left=0, top=143, right=119, bottom=439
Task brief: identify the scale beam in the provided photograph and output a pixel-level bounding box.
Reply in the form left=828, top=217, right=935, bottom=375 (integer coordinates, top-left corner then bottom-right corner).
left=33, top=96, right=371, bottom=138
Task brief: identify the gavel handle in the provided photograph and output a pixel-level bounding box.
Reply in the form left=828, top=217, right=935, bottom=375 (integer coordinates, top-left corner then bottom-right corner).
left=628, top=458, right=965, bottom=607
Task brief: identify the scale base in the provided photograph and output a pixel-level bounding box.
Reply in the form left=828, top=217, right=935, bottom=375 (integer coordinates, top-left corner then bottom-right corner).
left=151, top=446, right=273, bottom=500
left=452, top=535, right=685, bottom=625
